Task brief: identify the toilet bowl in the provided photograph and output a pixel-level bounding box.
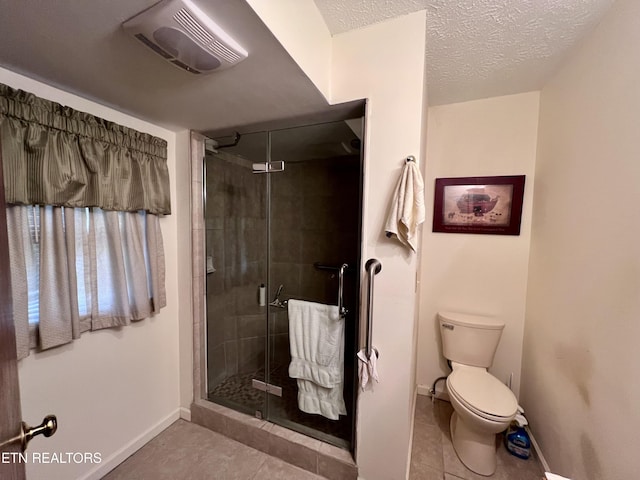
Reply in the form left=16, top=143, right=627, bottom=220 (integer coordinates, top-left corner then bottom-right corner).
left=446, top=363, right=517, bottom=475
left=438, top=312, right=518, bottom=476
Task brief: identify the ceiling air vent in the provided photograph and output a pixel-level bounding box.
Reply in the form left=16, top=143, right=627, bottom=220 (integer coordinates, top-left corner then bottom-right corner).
left=123, top=0, right=248, bottom=74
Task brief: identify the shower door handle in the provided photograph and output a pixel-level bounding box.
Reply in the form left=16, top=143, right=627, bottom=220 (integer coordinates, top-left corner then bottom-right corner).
left=252, top=161, right=285, bottom=174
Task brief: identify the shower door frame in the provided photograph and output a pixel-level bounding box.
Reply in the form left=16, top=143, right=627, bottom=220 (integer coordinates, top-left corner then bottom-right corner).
left=189, top=110, right=366, bottom=452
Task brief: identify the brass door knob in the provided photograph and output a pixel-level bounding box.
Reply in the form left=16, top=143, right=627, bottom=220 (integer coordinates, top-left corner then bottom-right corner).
left=20, top=415, right=57, bottom=450
left=0, top=415, right=57, bottom=452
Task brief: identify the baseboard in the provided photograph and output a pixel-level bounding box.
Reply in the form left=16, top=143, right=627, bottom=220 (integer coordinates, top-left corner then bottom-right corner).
left=417, top=383, right=450, bottom=402
left=416, top=384, right=431, bottom=396
left=179, top=406, right=191, bottom=421
left=526, top=425, right=550, bottom=473
left=78, top=408, right=181, bottom=480
left=407, top=386, right=418, bottom=471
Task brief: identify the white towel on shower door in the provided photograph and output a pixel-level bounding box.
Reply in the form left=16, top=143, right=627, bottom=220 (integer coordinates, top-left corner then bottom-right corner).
left=288, top=299, right=343, bottom=387
left=287, top=299, right=346, bottom=420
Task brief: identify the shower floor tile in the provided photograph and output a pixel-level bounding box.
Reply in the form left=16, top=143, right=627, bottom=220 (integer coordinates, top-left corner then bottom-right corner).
left=209, top=365, right=351, bottom=446
left=210, top=369, right=265, bottom=410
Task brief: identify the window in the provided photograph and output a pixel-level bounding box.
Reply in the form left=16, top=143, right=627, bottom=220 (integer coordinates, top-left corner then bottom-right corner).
left=8, top=205, right=166, bottom=359
left=25, top=205, right=40, bottom=325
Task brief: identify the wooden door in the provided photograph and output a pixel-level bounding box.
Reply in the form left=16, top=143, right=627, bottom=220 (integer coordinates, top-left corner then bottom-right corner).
left=0, top=143, right=26, bottom=479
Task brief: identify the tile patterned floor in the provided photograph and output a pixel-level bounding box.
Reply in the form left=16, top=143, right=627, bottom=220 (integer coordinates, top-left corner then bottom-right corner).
left=102, top=420, right=325, bottom=480
left=103, top=396, right=544, bottom=479
left=410, top=396, right=546, bottom=480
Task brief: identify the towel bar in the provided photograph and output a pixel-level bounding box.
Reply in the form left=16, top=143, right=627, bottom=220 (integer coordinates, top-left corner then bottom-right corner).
left=269, top=263, right=349, bottom=318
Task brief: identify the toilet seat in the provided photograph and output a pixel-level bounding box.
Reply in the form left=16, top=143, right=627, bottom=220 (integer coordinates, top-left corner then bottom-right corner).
left=447, top=367, right=517, bottom=421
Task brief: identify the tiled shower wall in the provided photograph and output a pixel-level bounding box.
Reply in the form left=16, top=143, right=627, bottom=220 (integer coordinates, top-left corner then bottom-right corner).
left=270, top=158, right=360, bottom=307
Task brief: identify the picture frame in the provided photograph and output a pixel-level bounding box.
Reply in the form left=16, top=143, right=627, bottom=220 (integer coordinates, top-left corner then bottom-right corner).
left=432, top=175, right=526, bottom=235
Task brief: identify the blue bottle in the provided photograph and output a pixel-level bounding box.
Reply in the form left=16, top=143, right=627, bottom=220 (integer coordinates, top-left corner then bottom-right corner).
left=505, top=413, right=531, bottom=459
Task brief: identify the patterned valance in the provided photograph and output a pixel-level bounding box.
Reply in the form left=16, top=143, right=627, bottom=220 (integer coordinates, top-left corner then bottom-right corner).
left=0, top=83, right=171, bottom=214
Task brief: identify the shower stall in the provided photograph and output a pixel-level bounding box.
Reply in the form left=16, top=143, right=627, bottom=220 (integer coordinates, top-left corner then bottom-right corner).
left=203, top=116, right=364, bottom=449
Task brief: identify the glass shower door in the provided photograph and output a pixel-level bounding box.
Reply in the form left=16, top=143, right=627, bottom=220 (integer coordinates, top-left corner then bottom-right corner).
left=265, top=120, right=363, bottom=448
left=204, top=131, right=269, bottom=418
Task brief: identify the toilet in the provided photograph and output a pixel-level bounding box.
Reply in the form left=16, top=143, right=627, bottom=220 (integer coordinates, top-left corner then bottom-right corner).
left=439, top=311, right=518, bottom=476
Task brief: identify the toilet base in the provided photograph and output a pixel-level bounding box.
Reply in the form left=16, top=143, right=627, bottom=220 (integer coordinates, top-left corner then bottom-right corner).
left=450, top=411, right=498, bottom=476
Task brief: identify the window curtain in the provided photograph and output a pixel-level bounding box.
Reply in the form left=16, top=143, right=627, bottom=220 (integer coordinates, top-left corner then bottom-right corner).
left=0, top=83, right=170, bottom=359
left=7, top=206, right=166, bottom=359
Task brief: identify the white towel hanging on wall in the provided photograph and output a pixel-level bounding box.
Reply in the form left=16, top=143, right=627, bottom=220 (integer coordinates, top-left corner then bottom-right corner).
left=384, top=156, right=425, bottom=252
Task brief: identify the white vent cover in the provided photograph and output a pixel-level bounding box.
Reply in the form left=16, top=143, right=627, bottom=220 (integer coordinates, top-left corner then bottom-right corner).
left=123, top=0, right=248, bottom=74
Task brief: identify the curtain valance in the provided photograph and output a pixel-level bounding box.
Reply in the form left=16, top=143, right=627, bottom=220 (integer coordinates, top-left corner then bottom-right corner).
left=0, top=84, right=171, bottom=214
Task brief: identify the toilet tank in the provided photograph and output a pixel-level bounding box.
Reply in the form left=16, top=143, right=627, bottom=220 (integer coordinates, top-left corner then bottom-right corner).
left=439, top=311, right=504, bottom=368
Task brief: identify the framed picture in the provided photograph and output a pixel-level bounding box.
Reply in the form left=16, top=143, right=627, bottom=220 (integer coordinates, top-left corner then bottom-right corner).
left=432, top=175, right=526, bottom=235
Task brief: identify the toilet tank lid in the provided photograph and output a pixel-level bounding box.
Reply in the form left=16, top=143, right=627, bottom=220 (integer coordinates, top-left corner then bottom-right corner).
left=438, top=311, right=504, bottom=330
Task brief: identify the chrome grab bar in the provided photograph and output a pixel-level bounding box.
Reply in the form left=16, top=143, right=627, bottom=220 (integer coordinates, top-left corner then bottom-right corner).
left=364, top=259, right=382, bottom=359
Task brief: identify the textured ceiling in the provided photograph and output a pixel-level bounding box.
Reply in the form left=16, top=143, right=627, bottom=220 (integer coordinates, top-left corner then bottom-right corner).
left=0, top=0, right=618, bottom=132
left=314, top=0, right=617, bottom=105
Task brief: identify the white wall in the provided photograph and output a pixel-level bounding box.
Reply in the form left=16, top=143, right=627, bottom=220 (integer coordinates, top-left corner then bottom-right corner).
left=522, top=0, right=640, bottom=478
left=246, top=0, right=332, bottom=101
left=417, top=92, right=539, bottom=399
left=0, top=67, right=187, bottom=480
